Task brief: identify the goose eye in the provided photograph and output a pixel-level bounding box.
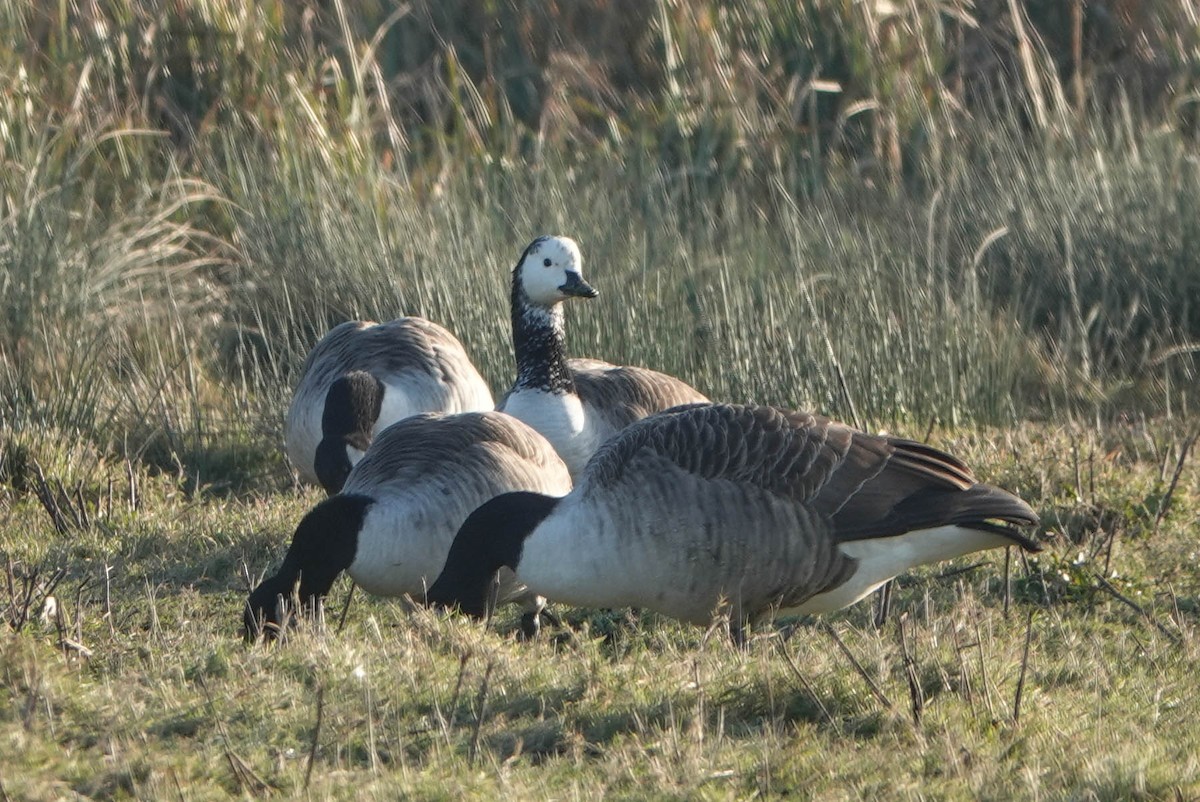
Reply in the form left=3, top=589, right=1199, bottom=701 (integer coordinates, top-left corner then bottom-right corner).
left=543, top=258, right=552, bottom=267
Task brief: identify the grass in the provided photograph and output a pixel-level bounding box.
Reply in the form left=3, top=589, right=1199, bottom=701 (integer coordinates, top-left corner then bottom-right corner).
left=1, top=0, right=1199, bottom=798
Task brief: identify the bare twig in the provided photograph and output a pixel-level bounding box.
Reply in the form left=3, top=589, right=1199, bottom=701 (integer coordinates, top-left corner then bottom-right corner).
left=776, top=641, right=838, bottom=731
left=197, top=677, right=276, bottom=796
left=30, top=461, right=72, bottom=534
left=364, top=667, right=378, bottom=774
left=873, top=580, right=893, bottom=630
left=973, top=617, right=996, bottom=717
left=103, top=564, right=115, bottom=637
left=1101, top=526, right=1117, bottom=578
left=304, top=685, right=325, bottom=790
left=820, top=622, right=893, bottom=711
left=73, top=576, right=89, bottom=643
left=469, top=659, right=496, bottom=765
left=1003, top=547, right=1012, bottom=618
left=60, top=638, right=93, bottom=660
left=896, top=617, right=924, bottom=727
left=952, top=625, right=974, bottom=712
left=126, top=458, right=138, bottom=511
left=336, top=582, right=356, bottom=634
left=447, top=651, right=471, bottom=731
left=71, top=481, right=90, bottom=530
left=935, top=561, right=988, bottom=582
left=3, top=559, right=67, bottom=633
left=1093, top=573, right=1181, bottom=645
left=1153, top=430, right=1197, bottom=534
left=1012, top=610, right=1034, bottom=725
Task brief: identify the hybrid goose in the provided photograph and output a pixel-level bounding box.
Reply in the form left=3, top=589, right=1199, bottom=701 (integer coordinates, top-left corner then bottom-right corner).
left=427, top=403, right=1041, bottom=641
left=285, top=317, right=494, bottom=494
left=247, top=411, right=572, bottom=640
left=497, top=235, right=709, bottom=477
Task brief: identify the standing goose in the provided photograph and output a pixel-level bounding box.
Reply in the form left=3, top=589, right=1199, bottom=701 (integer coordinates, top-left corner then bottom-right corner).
left=428, top=403, right=1041, bottom=641
left=497, top=235, right=709, bottom=477
left=285, top=317, right=494, bottom=494
left=246, top=411, right=572, bottom=640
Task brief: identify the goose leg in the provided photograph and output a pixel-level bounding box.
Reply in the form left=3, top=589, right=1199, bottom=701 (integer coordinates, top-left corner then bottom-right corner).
left=518, top=611, right=541, bottom=640
left=728, top=619, right=750, bottom=650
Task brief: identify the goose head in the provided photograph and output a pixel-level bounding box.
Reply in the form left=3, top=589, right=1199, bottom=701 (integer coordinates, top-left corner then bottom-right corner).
left=243, top=494, right=369, bottom=641
left=314, top=371, right=383, bottom=494
left=426, top=491, right=560, bottom=617
left=513, top=236, right=598, bottom=308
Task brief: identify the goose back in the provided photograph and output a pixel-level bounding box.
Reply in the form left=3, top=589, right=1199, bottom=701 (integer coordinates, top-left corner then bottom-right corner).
left=285, top=318, right=494, bottom=486
left=343, top=412, right=572, bottom=597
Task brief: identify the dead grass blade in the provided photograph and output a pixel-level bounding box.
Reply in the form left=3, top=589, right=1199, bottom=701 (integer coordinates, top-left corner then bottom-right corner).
left=820, top=621, right=893, bottom=712
left=1093, top=573, right=1182, bottom=646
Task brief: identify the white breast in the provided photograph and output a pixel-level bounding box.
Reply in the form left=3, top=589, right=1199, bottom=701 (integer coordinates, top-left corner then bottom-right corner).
left=500, top=389, right=597, bottom=477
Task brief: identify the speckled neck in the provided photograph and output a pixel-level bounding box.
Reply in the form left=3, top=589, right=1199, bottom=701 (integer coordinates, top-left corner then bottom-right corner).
left=511, top=275, right=575, bottom=394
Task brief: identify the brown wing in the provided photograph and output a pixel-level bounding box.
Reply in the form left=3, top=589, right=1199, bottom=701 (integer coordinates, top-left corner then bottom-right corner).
left=584, top=403, right=1040, bottom=547
left=569, top=358, right=709, bottom=431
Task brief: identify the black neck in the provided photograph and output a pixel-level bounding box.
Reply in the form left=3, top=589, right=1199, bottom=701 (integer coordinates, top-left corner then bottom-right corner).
left=511, top=276, right=574, bottom=394
left=322, top=371, right=384, bottom=438
left=426, top=491, right=560, bottom=617
left=244, top=494, right=372, bottom=638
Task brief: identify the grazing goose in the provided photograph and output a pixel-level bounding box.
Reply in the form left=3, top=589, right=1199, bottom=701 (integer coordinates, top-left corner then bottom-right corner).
left=427, top=403, right=1041, bottom=642
left=497, top=235, right=709, bottom=477
left=247, top=411, right=572, bottom=640
left=285, top=317, right=494, bottom=494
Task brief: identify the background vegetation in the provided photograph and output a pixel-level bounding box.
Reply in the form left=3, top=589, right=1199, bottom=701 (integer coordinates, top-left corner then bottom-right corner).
left=1, top=1, right=1198, bottom=798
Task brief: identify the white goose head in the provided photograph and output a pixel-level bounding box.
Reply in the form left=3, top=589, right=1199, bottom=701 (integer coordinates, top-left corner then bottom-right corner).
left=513, top=235, right=597, bottom=308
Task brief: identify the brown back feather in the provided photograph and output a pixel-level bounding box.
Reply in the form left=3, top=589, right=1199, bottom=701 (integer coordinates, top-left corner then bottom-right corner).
left=584, top=404, right=1040, bottom=547
left=569, top=359, right=709, bottom=431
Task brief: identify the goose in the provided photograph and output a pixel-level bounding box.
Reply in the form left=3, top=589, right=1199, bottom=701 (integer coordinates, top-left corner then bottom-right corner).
left=246, top=411, right=573, bottom=640
left=285, top=317, right=494, bottom=494
left=497, top=235, right=709, bottom=477
left=427, top=403, right=1041, bottom=642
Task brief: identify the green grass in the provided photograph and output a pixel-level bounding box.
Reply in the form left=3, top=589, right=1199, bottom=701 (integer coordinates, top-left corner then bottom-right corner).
left=1, top=424, right=1197, bottom=799
left=2, top=1, right=1200, bottom=798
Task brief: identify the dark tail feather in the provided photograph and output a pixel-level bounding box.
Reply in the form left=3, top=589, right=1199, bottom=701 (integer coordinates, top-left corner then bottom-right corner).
left=901, top=483, right=1041, bottom=551
left=839, top=483, right=1042, bottom=551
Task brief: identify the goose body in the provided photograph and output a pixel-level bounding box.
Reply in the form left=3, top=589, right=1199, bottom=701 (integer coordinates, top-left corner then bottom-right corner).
left=497, top=236, right=708, bottom=477
left=285, top=317, right=494, bottom=493
left=428, top=403, right=1041, bottom=637
left=246, top=411, right=572, bottom=639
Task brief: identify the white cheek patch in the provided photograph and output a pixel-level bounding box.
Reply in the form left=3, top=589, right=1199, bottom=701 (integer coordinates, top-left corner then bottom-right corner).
left=521, top=263, right=569, bottom=305
left=346, top=444, right=367, bottom=467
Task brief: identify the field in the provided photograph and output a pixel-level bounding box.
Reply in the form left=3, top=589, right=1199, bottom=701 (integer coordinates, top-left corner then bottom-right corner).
left=2, top=1, right=1199, bottom=799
